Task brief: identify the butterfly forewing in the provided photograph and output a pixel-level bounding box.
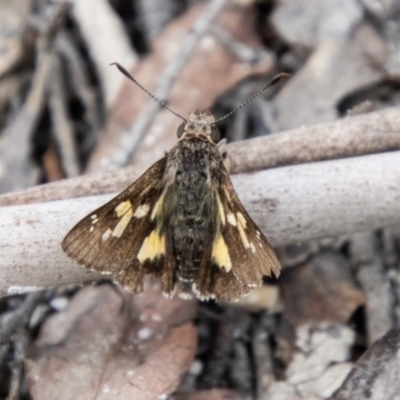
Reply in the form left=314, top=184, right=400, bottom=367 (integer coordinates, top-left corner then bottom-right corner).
left=62, top=158, right=168, bottom=289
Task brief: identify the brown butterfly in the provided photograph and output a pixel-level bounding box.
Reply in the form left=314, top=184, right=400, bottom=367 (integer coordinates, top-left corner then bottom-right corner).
left=62, top=65, right=285, bottom=301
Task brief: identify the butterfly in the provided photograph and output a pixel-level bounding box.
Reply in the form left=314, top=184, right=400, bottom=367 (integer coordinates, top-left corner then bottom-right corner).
left=62, top=65, right=284, bottom=301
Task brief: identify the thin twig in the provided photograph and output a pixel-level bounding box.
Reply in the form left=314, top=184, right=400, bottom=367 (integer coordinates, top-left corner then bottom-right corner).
left=55, top=30, right=101, bottom=139
left=48, top=55, right=80, bottom=178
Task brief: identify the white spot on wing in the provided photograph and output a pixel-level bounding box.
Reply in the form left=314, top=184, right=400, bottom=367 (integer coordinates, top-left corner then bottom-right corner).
left=250, top=242, right=256, bottom=253
left=227, top=213, right=237, bottom=226
left=102, top=228, right=112, bottom=241
left=134, top=204, right=150, bottom=218
left=89, top=226, right=94, bottom=233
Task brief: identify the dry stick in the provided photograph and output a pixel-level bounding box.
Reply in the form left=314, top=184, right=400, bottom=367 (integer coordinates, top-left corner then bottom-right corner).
left=0, top=150, right=399, bottom=294
left=330, top=330, right=400, bottom=400
left=96, top=0, right=228, bottom=171
left=0, top=163, right=146, bottom=207
left=0, top=105, right=399, bottom=207
left=55, top=31, right=101, bottom=136
left=48, top=55, right=80, bottom=178
left=228, top=105, right=400, bottom=173
left=0, top=40, right=55, bottom=193
left=71, top=0, right=137, bottom=108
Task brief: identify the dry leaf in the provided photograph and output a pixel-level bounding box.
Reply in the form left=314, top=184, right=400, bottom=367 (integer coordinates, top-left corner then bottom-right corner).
left=25, top=282, right=197, bottom=400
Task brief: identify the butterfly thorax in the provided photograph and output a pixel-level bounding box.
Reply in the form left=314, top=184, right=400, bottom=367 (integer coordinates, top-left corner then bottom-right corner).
left=164, top=136, right=221, bottom=289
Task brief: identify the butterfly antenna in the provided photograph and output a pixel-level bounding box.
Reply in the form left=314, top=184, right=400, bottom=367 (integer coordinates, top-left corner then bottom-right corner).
left=110, top=62, right=187, bottom=122
left=213, top=72, right=290, bottom=125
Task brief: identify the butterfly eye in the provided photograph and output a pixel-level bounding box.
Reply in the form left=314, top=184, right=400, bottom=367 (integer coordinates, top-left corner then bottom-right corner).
left=210, top=126, right=220, bottom=143
left=177, top=122, right=186, bottom=138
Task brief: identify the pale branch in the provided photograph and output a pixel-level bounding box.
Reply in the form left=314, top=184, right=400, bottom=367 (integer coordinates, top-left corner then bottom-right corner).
left=0, top=151, right=399, bottom=295
left=71, top=0, right=137, bottom=108
left=0, top=162, right=144, bottom=207
left=0, top=105, right=399, bottom=207
left=229, top=105, right=400, bottom=173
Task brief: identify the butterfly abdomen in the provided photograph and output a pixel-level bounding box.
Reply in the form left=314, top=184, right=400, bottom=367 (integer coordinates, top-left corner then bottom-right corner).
left=167, top=138, right=221, bottom=288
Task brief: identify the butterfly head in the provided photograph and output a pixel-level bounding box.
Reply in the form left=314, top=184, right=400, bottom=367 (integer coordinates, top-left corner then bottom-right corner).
left=177, top=110, right=220, bottom=143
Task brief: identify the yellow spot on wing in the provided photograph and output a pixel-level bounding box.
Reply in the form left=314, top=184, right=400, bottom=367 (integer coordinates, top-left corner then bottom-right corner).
left=151, top=192, right=165, bottom=220
left=236, top=212, right=247, bottom=229
left=115, top=200, right=132, bottom=217
left=236, top=212, right=249, bottom=248
left=212, top=235, right=232, bottom=272
left=112, top=208, right=133, bottom=238
left=137, top=230, right=165, bottom=262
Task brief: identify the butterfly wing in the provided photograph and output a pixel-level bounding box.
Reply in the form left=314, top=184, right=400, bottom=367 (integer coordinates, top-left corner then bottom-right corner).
left=62, top=157, right=177, bottom=293
left=194, top=165, right=281, bottom=301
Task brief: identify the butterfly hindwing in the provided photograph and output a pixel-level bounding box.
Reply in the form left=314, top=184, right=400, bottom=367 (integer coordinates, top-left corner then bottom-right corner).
left=218, top=167, right=281, bottom=285
left=61, top=157, right=177, bottom=292
left=193, top=228, right=246, bottom=301
left=193, top=164, right=281, bottom=301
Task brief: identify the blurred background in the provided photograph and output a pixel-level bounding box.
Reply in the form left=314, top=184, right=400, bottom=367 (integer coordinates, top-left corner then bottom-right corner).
left=0, top=0, right=400, bottom=399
